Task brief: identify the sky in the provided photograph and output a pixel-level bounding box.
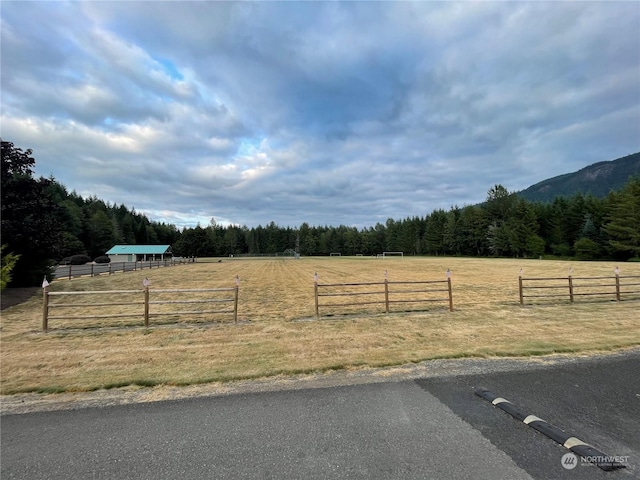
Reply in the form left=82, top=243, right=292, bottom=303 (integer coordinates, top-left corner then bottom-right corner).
left=1, top=1, right=639, bottom=229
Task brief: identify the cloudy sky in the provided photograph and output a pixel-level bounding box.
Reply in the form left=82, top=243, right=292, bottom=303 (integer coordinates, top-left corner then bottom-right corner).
left=2, top=2, right=639, bottom=229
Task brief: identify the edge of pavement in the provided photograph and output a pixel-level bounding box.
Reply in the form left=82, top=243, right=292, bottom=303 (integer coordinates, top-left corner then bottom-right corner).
left=2, top=346, right=638, bottom=416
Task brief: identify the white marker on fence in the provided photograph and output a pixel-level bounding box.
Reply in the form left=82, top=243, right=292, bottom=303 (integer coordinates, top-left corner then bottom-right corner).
left=446, top=268, right=451, bottom=278
left=615, top=266, right=620, bottom=275
left=143, top=277, right=150, bottom=288
left=42, top=276, right=50, bottom=332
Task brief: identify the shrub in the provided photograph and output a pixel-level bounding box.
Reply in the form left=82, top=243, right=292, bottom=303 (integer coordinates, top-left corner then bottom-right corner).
left=1, top=245, right=21, bottom=291
left=69, top=254, right=91, bottom=265
left=93, top=255, right=111, bottom=264
left=574, top=238, right=602, bottom=261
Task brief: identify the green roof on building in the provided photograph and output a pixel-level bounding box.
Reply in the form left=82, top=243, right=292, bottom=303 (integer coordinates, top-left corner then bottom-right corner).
left=106, top=245, right=172, bottom=255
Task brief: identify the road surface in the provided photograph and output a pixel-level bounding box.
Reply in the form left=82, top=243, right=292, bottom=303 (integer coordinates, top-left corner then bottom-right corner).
left=2, top=350, right=638, bottom=479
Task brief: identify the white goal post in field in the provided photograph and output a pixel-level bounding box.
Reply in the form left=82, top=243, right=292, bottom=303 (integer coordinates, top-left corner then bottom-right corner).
left=382, top=252, right=404, bottom=258
left=329, top=253, right=342, bottom=257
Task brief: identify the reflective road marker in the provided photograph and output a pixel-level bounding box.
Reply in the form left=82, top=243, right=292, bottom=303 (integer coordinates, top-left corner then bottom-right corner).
left=475, top=387, right=626, bottom=471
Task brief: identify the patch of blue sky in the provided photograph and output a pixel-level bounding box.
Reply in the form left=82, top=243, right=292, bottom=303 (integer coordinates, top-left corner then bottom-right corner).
left=236, top=137, right=263, bottom=157
left=154, top=56, right=184, bottom=81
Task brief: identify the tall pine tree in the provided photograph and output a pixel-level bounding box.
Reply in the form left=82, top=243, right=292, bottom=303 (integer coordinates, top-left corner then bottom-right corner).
left=604, top=178, right=640, bottom=259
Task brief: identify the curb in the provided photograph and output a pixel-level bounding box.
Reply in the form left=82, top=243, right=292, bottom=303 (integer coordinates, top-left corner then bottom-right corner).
left=475, top=388, right=626, bottom=471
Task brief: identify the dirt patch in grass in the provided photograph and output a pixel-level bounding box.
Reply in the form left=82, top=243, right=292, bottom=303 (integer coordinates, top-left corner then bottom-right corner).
left=1, top=287, right=40, bottom=310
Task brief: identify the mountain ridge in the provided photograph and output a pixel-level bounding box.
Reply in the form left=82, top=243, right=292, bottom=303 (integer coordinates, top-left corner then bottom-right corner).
left=517, top=152, right=640, bottom=202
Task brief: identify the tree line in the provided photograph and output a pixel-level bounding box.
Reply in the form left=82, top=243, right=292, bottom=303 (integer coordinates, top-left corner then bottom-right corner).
left=177, top=181, right=639, bottom=262
left=1, top=140, right=180, bottom=287
left=2, top=139, right=639, bottom=287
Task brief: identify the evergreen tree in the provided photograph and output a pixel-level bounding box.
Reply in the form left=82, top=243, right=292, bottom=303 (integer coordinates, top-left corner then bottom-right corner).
left=506, top=198, right=541, bottom=257
left=423, top=210, right=447, bottom=255
left=343, top=227, right=361, bottom=255
left=485, top=184, right=516, bottom=222
left=458, top=205, right=489, bottom=255
left=604, top=178, right=640, bottom=259
left=545, top=198, right=572, bottom=256
left=88, top=210, right=117, bottom=258
left=486, top=221, right=512, bottom=257
left=1, top=140, right=65, bottom=285
left=484, top=185, right=517, bottom=257
left=173, top=226, right=214, bottom=257
left=384, top=218, right=401, bottom=252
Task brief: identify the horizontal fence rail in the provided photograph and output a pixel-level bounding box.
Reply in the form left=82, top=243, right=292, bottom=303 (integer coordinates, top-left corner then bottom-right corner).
left=229, top=253, right=296, bottom=258
left=53, top=259, right=189, bottom=281
left=519, top=274, right=640, bottom=306
left=42, top=280, right=239, bottom=332
left=314, top=271, right=453, bottom=318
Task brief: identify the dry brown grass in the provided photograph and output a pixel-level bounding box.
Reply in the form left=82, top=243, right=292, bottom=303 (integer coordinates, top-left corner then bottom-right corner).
left=1, top=257, right=639, bottom=394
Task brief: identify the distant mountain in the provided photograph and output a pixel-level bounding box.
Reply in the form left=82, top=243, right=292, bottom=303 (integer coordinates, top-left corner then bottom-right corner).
left=517, top=152, right=640, bottom=202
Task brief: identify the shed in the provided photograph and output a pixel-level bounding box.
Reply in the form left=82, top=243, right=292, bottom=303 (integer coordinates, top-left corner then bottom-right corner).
left=105, top=245, right=172, bottom=262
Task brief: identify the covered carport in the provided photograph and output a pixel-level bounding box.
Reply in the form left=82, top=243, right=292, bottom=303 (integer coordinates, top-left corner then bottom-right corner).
left=105, top=245, right=172, bottom=262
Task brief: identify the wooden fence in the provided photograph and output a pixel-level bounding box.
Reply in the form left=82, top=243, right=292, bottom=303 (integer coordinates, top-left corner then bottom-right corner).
left=519, top=274, right=640, bottom=306
left=54, top=259, right=189, bottom=281
left=314, top=271, right=453, bottom=318
left=42, top=278, right=239, bottom=332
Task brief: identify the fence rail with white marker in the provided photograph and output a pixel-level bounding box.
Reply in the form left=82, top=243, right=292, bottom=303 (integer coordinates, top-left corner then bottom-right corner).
left=313, top=270, right=453, bottom=318
left=41, top=277, right=240, bottom=331
left=518, top=267, right=640, bottom=305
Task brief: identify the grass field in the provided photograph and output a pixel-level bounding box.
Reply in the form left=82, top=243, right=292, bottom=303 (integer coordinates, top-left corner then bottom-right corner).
left=1, top=256, right=639, bottom=395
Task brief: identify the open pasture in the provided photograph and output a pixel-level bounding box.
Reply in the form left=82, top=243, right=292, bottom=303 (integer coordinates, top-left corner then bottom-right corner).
left=1, top=257, right=639, bottom=395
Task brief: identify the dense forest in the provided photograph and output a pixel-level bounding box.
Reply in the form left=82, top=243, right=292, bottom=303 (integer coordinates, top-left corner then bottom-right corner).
left=2, top=139, right=639, bottom=287
left=1, top=140, right=180, bottom=286
left=195, top=181, right=638, bottom=261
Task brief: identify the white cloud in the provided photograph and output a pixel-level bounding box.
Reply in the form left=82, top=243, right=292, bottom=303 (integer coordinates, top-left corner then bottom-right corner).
left=1, top=2, right=638, bottom=228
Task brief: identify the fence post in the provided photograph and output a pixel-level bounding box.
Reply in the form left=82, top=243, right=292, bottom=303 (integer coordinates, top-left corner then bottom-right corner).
left=615, top=274, right=621, bottom=301
left=568, top=276, right=574, bottom=303
left=384, top=279, right=390, bottom=313
left=42, top=286, right=49, bottom=332
left=68, top=265, right=72, bottom=280
left=143, top=277, right=150, bottom=327
left=384, top=270, right=389, bottom=313
left=91, top=263, right=94, bottom=277
left=234, top=276, right=240, bottom=323
left=447, top=269, right=453, bottom=312
left=314, top=272, right=319, bottom=318
left=519, top=276, right=524, bottom=306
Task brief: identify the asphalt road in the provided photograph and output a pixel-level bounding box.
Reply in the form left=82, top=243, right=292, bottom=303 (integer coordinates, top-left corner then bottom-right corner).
left=417, top=351, right=640, bottom=479
left=2, top=351, right=638, bottom=480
